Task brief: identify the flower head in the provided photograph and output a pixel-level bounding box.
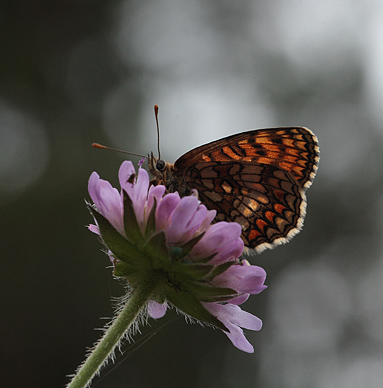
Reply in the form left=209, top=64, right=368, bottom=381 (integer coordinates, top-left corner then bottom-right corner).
left=88, top=161, right=267, bottom=353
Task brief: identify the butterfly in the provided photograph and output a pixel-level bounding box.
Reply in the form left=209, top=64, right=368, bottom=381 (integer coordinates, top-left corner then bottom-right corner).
left=148, top=127, right=319, bottom=253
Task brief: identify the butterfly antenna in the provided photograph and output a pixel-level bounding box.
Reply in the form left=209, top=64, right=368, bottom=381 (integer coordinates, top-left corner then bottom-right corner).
left=92, top=143, right=147, bottom=159
left=154, top=104, right=161, bottom=159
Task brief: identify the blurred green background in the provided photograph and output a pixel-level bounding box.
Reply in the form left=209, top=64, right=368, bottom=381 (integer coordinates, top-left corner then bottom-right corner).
left=2, top=1, right=383, bottom=387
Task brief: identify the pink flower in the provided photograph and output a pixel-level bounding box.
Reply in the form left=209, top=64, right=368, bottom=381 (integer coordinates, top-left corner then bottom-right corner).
left=88, top=161, right=267, bottom=353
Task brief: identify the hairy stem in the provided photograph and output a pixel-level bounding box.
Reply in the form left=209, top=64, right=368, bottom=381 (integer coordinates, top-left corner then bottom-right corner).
left=67, top=281, right=157, bottom=388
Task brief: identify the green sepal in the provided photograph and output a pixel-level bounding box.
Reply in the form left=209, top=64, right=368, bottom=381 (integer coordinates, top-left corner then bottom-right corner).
left=182, top=280, right=238, bottom=303
left=171, top=233, right=206, bottom=260
left=142, top=231, right=171, bottom=268
left=89, top=207, right=142, bottom=264
left=113, top=259, right=140, bottom=279
left=123, top=190, right=145, bottom=246
left=204, top=261, right=235, bottom=281
left=144, top=197, right=157, bottom=239
left=164, top=286, right=228, bottom=332
left=150, top=293, right=166, bottom=305
left=196, top=253, right=218, bottom=264
left=169, top=246, right=185, bottom=261
left=169, top=262, right=215, bottom=282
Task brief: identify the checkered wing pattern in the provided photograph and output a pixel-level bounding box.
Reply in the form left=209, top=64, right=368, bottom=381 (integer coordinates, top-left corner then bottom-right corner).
left=172, top=127, right=319, bottom=253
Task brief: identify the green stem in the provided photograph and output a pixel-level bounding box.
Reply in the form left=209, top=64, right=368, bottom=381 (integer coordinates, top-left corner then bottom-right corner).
left=67, top=281, right=157, bottom=388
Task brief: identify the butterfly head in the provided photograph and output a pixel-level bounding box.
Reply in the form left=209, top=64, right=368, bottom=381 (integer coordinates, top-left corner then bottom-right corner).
left=148, top=151, right=173, bottom=185
left=148, top=151, right=191, bottom=196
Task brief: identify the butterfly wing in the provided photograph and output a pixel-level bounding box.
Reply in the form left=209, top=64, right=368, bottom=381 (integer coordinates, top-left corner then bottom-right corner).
left=173, top=127, right=319, bottom=253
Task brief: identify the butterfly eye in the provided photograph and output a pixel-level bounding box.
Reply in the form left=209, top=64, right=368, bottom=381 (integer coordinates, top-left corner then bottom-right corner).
left=156, top=159, right=166, bottom=172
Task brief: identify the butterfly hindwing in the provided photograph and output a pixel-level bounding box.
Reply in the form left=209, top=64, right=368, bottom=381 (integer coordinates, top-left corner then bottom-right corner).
left=177, top=160, right=305, bottom=252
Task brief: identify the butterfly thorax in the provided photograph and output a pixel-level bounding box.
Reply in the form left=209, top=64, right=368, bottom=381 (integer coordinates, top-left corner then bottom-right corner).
left=148, top=153, right=192, bottom=196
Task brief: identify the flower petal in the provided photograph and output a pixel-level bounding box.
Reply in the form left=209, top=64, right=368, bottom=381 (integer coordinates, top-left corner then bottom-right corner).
left=165, top=196, right=200, bottom=243
left=213, top=265, right=267, bottom=294
left=119, top=162, right=151, bottom=228
left=197, top=209, right=217, bottom=233
left=211, top=237, right=244, bottom=265
left=203, top=302, right=262, bottom=353
left=223, top=322, right=254, bottom=353
left=88, top=224, right=100, bottom=235
left=228, top=293, right=249, bottom=305
left=156, top=193, right=181, bottom=230
left=118, top=161, right=136, bottom=191
left=88, top=172, right=124, bottom=235
left=165, top=197, right=209, bottom=244
left=148, top=300, right=168, bottom=319
left=190, top=222, right=243, bottom=261
left=186, top=204, right=209, bottom=235
left=146, top=185, right=166, bottom=219
left=130, top=169, right=150, bottom=227
left=225, top=305, right=263, bottom=331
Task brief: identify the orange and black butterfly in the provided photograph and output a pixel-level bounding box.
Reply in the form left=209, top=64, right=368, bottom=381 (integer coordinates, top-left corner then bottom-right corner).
left=148, top=126, right=319, bottom=253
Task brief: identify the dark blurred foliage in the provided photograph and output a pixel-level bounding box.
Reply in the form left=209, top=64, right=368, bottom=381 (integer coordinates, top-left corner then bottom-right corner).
left=2, top=1, right=383, bottom=387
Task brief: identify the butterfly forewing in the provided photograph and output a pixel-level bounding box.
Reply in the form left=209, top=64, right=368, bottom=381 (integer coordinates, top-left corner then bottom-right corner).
left=152, top=127, right=319, bottom=253
left=175, top=127, right=318, bottom=189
